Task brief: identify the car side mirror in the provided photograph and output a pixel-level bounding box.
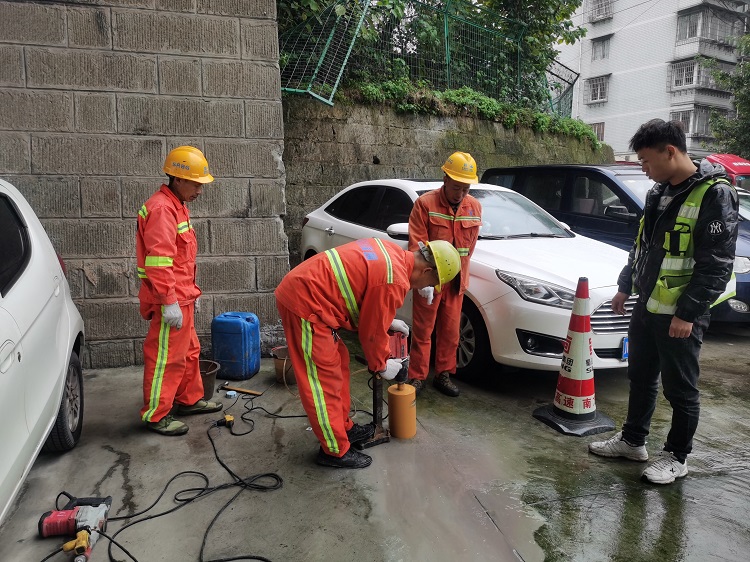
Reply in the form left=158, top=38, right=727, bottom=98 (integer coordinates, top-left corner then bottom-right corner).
left=386, top=222, right=409, bottom=240
left=605, top=205, right=637, bottom=220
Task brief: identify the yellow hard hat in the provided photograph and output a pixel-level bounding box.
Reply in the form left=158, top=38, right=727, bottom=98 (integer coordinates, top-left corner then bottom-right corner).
left=441, top=151, right=478, bottom=184
left=163, top=146, right=214, bottom=183
left=419, top=240, right=461, bottom=292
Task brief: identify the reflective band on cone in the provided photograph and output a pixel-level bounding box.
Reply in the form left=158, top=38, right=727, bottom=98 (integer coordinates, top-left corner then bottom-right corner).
left=532, top=277, right=615, bottom=437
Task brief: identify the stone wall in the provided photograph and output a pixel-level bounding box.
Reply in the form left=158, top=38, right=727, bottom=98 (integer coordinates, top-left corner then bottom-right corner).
left=283, top=96, right=615, bottom=264
left=0, top=0, right=287, bottom=368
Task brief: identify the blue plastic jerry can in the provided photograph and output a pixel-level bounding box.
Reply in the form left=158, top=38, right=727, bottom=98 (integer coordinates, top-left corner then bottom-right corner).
left=211, top=312, right=261, bottom=380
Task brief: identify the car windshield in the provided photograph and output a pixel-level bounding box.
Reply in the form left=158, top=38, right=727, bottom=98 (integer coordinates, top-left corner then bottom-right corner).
left=467, top=189, right=571, bottom=239
left=619, top=175, right=654, bottom=204
left=738, top=191, right=750, bottom=221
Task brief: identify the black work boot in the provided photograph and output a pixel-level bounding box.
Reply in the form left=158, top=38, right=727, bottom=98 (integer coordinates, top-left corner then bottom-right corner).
left=407, top=378, right=425, bottom=396
left=433, top=371, right=460, bottom=397
left=316, top=447, right=372, bottom=469
left=346, top=423, right=375, bottom=445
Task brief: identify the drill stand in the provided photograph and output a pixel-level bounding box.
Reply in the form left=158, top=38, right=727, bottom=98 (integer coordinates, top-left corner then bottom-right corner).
left=358, top=373, right=390, bottom=449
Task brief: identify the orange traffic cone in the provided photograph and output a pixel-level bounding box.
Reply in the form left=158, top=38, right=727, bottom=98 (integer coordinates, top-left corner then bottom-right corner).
left=533, top=277, right=615, bottom=437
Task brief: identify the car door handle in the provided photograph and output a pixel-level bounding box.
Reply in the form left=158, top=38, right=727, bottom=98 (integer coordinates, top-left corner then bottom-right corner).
left=0, top=340, right=16, bottom=373
left=325, top=226, right=335, bottom=236
left=54, top=276, right=61, bottom=296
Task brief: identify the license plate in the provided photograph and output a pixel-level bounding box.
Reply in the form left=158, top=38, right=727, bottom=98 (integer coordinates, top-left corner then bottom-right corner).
left=621, top=337, right=629, bottom=361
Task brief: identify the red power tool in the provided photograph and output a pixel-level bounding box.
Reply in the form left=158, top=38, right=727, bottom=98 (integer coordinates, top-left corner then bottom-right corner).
left=39, top=492, right=112, bottom=561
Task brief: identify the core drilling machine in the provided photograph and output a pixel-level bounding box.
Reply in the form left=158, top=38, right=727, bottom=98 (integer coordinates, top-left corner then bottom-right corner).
left=38, top=492, right=112, bottom=562
left=356, top=329, right=417, bottom=448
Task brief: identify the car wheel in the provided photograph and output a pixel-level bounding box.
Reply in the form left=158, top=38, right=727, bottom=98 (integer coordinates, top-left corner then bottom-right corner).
left=304, top=250, right=317, bottom=261
left=43, top=350, right=84, bottom=453
left=455, top=301, right=492, bottom=379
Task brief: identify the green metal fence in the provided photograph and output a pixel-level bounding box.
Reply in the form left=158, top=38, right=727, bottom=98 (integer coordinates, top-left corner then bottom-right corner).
left=279, top=0, right=525, bottom=106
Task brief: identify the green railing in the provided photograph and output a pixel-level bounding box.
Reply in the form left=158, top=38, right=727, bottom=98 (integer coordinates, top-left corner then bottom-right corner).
left=280, top=0, right=525, bottom=106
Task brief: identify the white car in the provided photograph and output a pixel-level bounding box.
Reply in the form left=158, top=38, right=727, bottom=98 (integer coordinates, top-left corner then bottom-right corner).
left=301, top=180, right=634, bottom=373
left=0, top=179, right=85, bottom=525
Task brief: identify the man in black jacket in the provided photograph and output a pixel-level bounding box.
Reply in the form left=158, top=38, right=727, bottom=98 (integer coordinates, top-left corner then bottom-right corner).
left=589, top=119, right=738, bottom=484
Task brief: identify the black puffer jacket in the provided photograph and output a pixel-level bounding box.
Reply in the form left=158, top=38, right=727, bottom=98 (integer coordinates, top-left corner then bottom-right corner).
left=617, top=160, right=739, bottom=323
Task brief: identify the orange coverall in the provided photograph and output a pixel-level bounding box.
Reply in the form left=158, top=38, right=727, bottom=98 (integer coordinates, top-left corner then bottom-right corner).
left=137, top=185, right=203, bottom=422
left=408, top=187, right=482, bottom=380
left=275, top=238, right=414, bottom=457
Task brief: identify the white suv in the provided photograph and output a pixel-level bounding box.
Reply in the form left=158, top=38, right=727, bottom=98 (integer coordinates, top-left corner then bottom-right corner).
left=0, top=178, right=85, bottom=525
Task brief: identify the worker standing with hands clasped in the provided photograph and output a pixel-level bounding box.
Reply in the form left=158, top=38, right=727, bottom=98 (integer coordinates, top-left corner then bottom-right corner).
left=275, top=238, right=461, bottom=468
left=589, top=119, right=738, bottom=484
left=136, top=146, right=223, bottom=436
left=407, top=152, right=482, bottom=397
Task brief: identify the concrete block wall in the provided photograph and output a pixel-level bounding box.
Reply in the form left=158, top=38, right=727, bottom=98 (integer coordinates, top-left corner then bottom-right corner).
left=0, top=0, right=287, bottom=368
left=283, top=96, right=614, bottom=265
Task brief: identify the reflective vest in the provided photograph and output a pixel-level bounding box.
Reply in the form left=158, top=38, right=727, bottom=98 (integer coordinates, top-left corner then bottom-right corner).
left=635, top=178, right=736, bottom=314
left=136, top=185, right=201, bottom=305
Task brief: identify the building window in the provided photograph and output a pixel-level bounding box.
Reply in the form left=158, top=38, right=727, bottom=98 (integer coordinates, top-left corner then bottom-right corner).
left=669, top=59, right=728, bottom=91
left=669, top=105, right=728, bottom=138
left=588, top=0, right=613, bottom=22
left=671, top=60, right=697, bottom=88
left=677, top=12, right=701, bottom=42
left=590, top=122, right=605, bottom=141
left=670, top=109, right=692, bottom=132
left=591, top=37, right=611, bottom=61
left=676, top=9, right=744, bottom=45
left=584, top=76, right=609, bottom=103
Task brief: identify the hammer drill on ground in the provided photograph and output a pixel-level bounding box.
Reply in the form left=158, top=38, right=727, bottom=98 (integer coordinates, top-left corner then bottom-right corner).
left=39, top=492, right=112, bottom=561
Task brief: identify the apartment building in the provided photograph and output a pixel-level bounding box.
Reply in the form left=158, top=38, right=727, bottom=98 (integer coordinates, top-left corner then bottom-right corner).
left=556, top=0, right=747, bottom=159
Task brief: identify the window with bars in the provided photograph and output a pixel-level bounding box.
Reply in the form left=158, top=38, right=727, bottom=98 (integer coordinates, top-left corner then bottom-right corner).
left=588, top=0, right=613, bottom=22
left=669, top=59, right=727, bottom=91
left=584, top=76, right=609, bottom=103
left=591, top=37, right=611, bottom=61
left=670, top=109, right=692, bottom=132
left=671, top=60, right=697, bottom=88
left=677, top=12, right=701, bottom=42
left=676, top=9, right=744, bottom=45
left=590, top=122, right=605, bottom=141
left=669, top=106, right=727, bottom=137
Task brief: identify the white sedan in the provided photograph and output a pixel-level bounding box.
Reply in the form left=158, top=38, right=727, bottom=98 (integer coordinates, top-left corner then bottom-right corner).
left=0, top=178, right=85, bottom=525
left=301, top=179, right=634, bottom=374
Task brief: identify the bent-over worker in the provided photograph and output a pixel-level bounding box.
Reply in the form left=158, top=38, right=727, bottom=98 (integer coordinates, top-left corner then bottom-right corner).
left=275, top=238, right=460, bottom=468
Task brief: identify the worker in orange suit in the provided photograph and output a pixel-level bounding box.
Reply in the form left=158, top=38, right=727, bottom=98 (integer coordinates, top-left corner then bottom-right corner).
left=407, top=152, right=483, bottom=397
left=137, top=146, right=223, bottom=436
left=275, top=238, right=461, bottom=468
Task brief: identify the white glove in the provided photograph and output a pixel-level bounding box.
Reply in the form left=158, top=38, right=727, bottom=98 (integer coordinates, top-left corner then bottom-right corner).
left=162, top=303, right=183, bottom=329
left=418, top=286, right=434, bottom=305
left=378, top=358, right=404, bottom=380
left=389, top=319, right=410, bottom=336
left=194, top=297, right=201, bottom=314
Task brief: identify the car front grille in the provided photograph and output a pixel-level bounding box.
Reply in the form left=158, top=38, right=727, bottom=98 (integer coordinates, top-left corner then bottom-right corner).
left=590, top=296, right=638, bottom=335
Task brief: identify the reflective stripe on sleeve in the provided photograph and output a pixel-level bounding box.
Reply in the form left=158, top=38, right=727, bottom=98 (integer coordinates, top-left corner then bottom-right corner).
left=139, top=205, right=148, bottom=220
left=145, top=256, right=174, bottom=267
left=177, top=221, right=191, bottom=234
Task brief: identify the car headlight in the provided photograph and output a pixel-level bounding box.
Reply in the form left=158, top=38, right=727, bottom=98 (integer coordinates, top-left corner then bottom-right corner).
left=495, top=270, right=575, bottom=309
left=734, top=256, right=750, bottom=274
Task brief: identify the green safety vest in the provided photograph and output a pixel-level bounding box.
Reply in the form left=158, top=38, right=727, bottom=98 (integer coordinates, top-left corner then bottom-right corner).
left=634, top=178, right=736, bottom=315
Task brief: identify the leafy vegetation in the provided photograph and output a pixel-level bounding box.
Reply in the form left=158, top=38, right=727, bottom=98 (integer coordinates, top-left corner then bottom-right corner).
left=707, top=37, right=750, bottom=158
left=335, top=81, right=602, bottom=149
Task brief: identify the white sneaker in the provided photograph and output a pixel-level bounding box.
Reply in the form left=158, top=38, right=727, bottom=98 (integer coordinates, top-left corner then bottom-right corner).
left=642, top=452, right=688, bottom=484
left=588, top=431, right=649, bottom=461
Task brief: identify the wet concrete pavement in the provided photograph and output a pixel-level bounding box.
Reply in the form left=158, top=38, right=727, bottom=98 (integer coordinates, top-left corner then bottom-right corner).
left=1, top=323, right=749, bottom=562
